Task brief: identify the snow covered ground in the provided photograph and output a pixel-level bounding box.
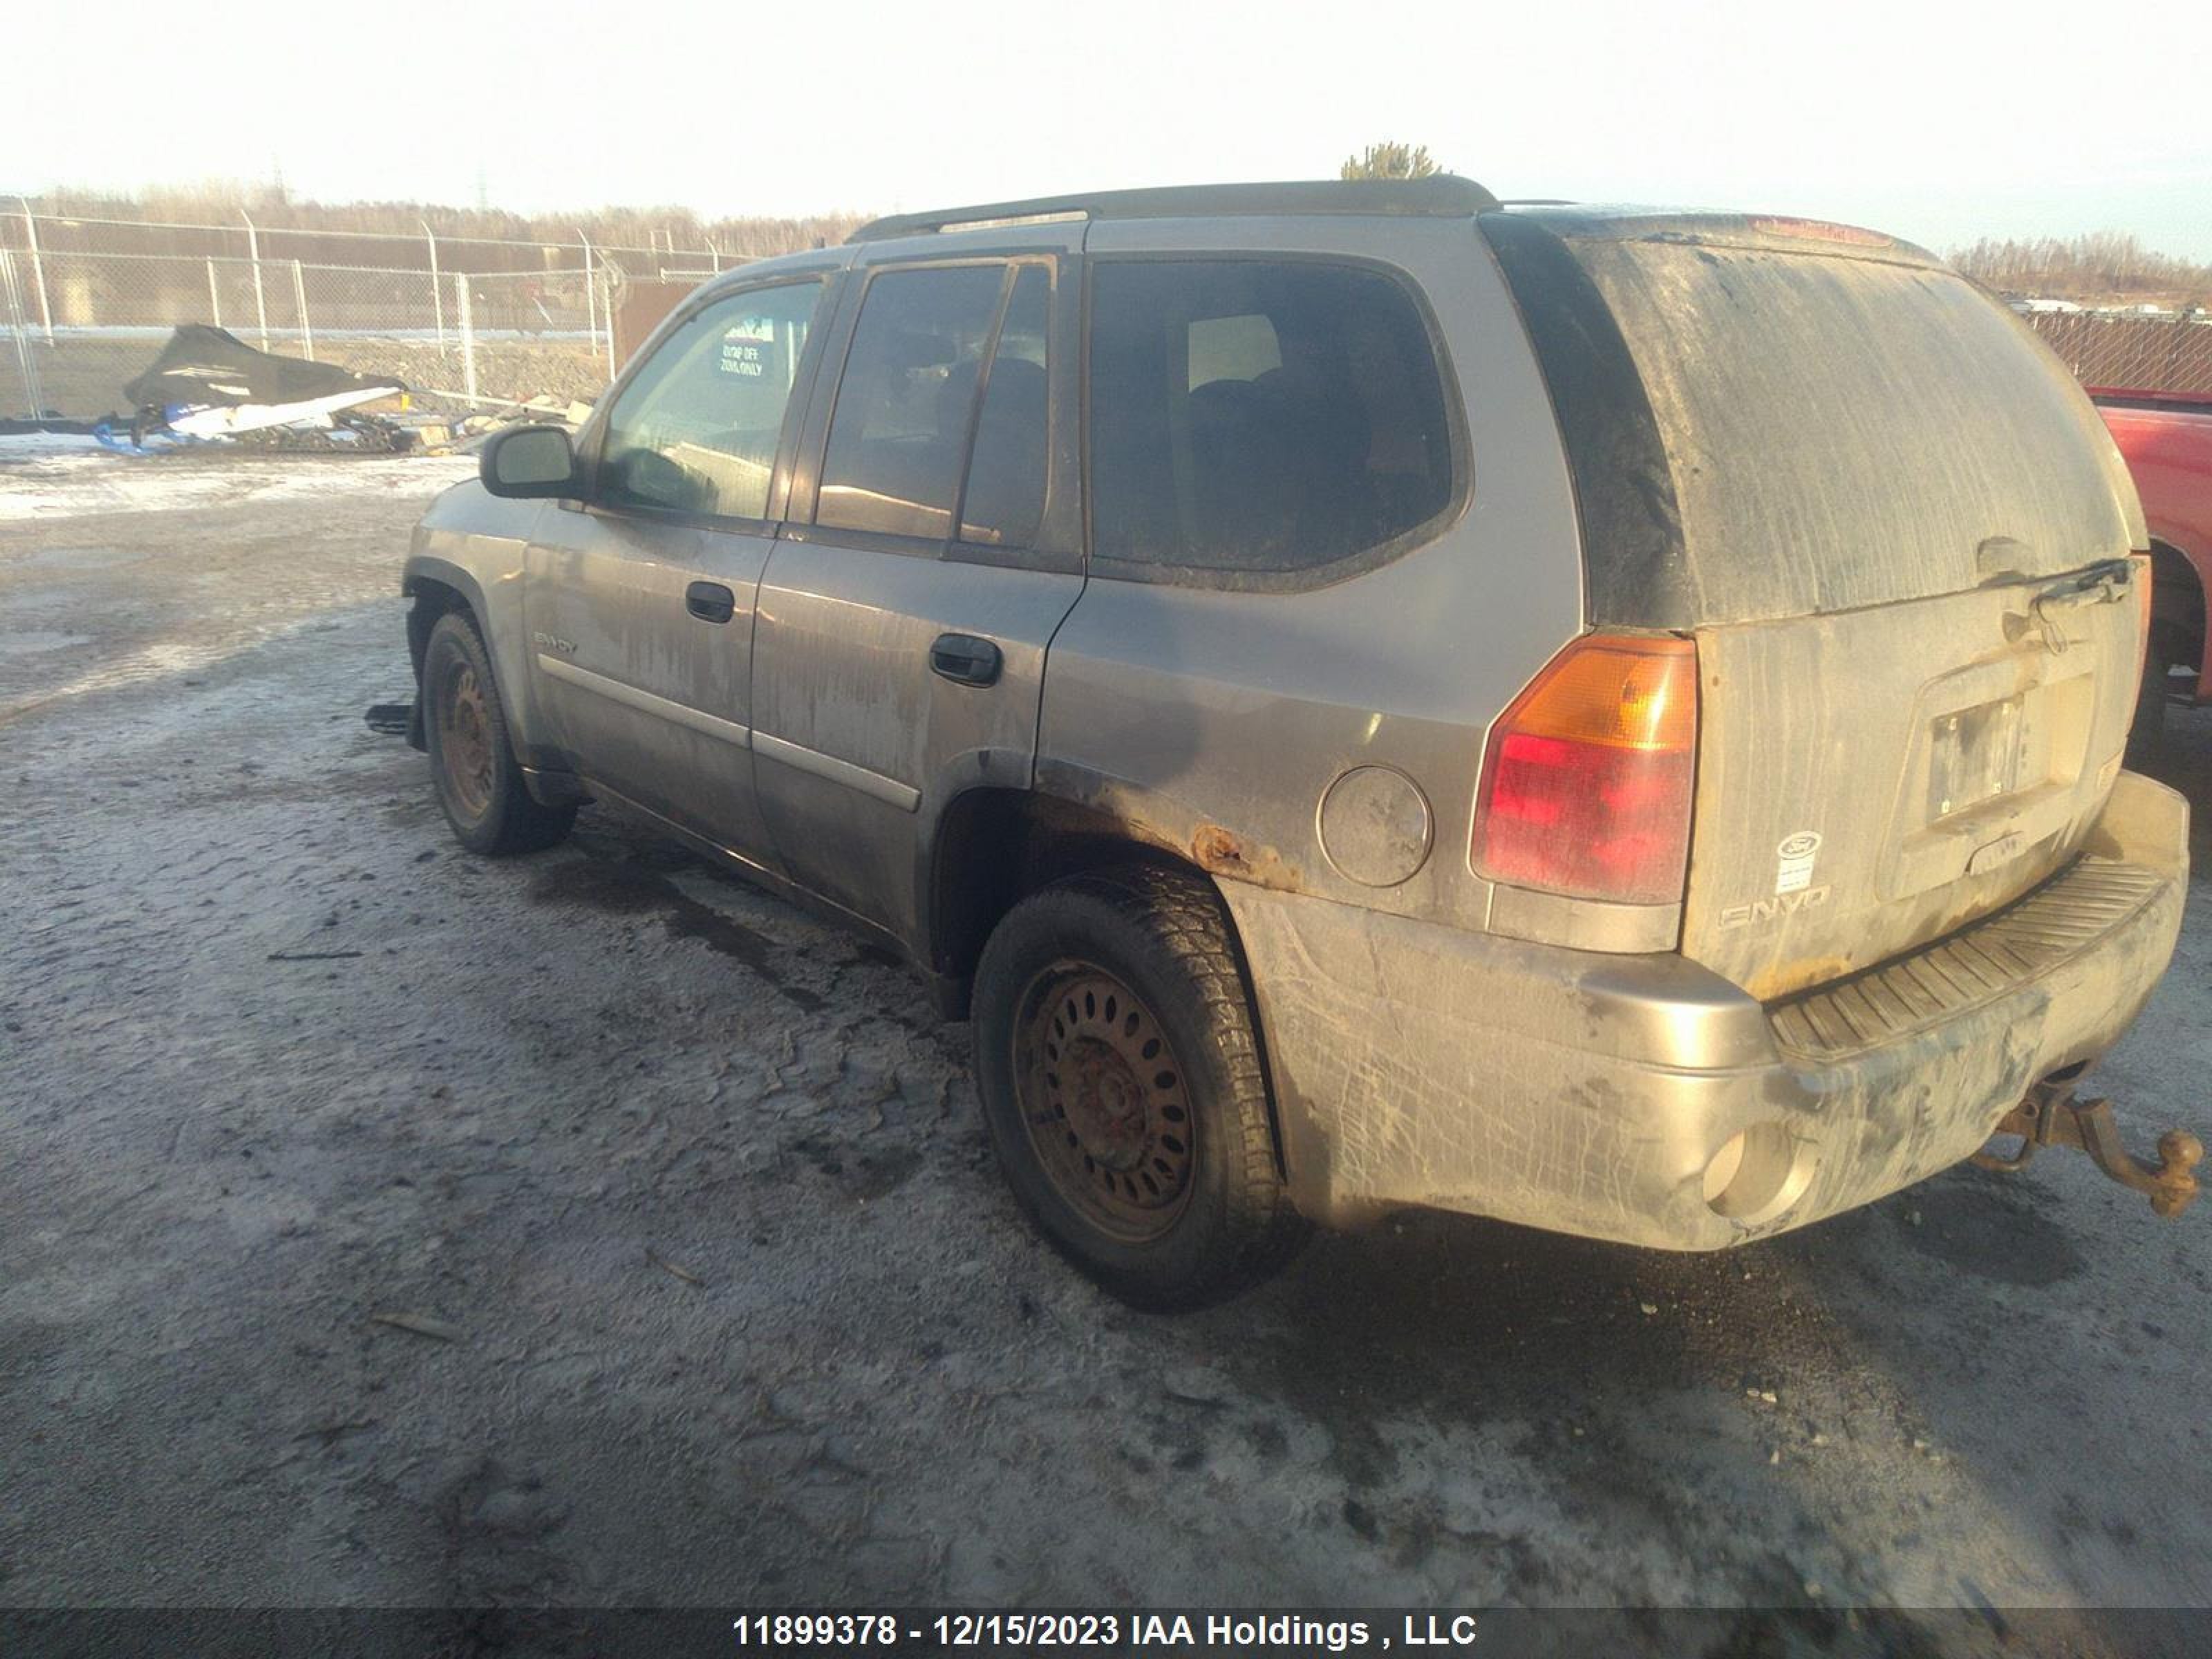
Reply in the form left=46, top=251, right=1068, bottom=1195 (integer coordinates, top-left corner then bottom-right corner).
left=3, top=453, right=2210, bottom=1647
left=0, top=444, right=474, bottom=523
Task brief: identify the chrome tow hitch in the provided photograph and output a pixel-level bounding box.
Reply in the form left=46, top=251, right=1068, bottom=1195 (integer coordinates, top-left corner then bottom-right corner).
left=1974, top=1078, right=2202, bottom=1219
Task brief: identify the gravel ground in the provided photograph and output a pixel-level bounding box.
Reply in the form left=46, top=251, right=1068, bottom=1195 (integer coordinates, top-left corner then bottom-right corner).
left=2, top=449, right=2210, bottom=1651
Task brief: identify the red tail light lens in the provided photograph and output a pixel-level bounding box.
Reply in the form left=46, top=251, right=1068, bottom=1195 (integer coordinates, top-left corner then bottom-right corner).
left=1472, top=634, right=1698, bottom=905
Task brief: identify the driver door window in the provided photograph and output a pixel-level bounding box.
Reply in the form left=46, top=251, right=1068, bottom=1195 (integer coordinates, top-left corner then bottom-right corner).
left=597, top=280, right=823, bottom=521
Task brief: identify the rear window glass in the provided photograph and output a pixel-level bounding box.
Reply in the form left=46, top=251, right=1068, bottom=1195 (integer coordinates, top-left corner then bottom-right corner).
left=1567, top=239, right=2135, bottom=621
left=958, top=265, right=1050, bottom=548
left=1088, top=260, right=1455, bottom=579
left=818, top=265, right=1006, bottom=540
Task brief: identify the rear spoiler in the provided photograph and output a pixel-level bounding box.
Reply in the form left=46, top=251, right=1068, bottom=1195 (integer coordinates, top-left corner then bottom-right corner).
left=1491, top=205, right=1945, bottom=272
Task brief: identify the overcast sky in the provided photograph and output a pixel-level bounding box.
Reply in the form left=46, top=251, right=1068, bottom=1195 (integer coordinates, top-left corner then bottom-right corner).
left=10, top=0, right=2209, bottom=259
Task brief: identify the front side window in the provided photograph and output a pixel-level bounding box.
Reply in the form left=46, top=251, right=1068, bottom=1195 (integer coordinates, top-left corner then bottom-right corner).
left=597, top=280, right=821, bottom=521
left=1089, top=260, right=1456, bottom=579
left=816, top=265, right=1009, bottom=540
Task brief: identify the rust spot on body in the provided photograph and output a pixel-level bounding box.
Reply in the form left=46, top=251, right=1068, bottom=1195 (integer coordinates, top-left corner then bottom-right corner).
left=1745, top=955, right=1854, bottom=1002
left=1192, top=823, right=1304, bottom=892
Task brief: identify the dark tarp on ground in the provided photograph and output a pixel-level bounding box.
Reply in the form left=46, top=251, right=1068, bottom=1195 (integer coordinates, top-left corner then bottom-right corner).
left=123, top=326, right=404, bottom=411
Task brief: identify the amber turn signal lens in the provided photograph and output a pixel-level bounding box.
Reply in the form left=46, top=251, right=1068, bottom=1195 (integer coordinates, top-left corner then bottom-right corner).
left=1503, top=636, right=1698, bottom=751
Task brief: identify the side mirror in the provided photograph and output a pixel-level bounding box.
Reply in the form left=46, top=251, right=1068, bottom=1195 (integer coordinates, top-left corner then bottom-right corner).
left=480, top=425, right=579, bottom=499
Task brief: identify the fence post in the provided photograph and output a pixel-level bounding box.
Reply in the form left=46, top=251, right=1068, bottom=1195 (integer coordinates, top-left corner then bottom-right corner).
left=14, top=197, right=53, bottom=344
left=292, top=260, right=313, bottom=359
left=243, top=211, right=269, bottom=348
left=576, top=229, right=597, bottom=352
left=422, top=220, right=444, bottom=349
left=604, top=272, right=618, bottom=381
left=206, top=258, right=223, bottom=330
left=456, top=274, right=476, bottom=404
left=1, top=250, right=46, bottom=418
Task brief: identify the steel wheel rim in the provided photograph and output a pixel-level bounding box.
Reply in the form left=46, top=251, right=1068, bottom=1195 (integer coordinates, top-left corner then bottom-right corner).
left=435, top=659, right=496, bottom=821
left=1012, top=958, right=1195, bottom=1241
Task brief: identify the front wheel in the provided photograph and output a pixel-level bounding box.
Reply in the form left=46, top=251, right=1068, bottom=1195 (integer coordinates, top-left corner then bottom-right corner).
left=971, top=864, right=1307, bottom=1310
left=421, top=611, right=574, bottom=855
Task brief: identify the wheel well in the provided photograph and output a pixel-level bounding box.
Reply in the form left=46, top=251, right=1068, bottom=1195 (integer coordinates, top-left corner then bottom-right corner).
left=403, top=577, right=475, bottom=684
left=928, top=789, right=1211, bottom=1016
left=928, top=789, right=1294, bottom=1185
left=401, top=577, right=475, bottom=749
left=2148, top=539, right=2206, bottom=672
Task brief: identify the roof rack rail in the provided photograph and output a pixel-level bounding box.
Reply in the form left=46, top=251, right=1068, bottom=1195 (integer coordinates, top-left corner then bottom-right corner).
left=848, top=175, right=1501, bottom=243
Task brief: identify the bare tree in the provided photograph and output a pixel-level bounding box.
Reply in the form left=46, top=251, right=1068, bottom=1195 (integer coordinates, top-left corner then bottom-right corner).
left=1951, top=232, right=2212, bottom=307
left=16, top=182, right=866, bottom=263
left=1340, top=142, right=1443, bottom=181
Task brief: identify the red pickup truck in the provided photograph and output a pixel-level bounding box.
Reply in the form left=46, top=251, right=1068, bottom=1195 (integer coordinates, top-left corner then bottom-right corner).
left=2095, top=388, right=2211, bottom=748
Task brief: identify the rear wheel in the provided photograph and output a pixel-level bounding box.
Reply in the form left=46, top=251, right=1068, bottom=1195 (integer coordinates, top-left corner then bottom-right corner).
left=422, top=612, right=574, bottom=854
left=972, top=864, right=1306, bottom=1310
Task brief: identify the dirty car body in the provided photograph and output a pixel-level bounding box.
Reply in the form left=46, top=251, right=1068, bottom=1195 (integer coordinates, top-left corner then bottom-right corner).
left=403, top=177, right=2190, bottom=1301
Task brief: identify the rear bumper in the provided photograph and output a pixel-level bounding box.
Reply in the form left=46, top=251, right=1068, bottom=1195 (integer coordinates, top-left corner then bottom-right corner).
left=1220, top=771, right=2189, bottom=1248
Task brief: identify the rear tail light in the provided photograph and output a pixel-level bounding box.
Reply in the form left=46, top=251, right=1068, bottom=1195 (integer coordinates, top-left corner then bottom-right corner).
left=1472, top=634, right=1698, bottom=905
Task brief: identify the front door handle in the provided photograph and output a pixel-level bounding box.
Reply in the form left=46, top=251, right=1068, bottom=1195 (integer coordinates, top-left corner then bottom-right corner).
left=686, top=581, right=735, bottom=625
left=930, top=632, right=1002, bottom=687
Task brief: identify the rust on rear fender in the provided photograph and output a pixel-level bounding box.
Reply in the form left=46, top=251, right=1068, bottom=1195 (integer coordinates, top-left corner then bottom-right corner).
left=1191, top=823, right=1304, bottom=892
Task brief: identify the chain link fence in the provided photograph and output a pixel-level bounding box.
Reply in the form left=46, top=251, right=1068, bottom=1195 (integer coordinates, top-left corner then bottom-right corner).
left=0, top=248, right=639, bottom=419
left=2018, top=309, right=2212, bottom=397
left=0, top=211, right=781, bottom=420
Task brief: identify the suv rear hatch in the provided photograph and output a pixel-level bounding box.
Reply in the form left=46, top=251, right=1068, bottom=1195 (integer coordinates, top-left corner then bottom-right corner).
left=1485, top=211, right=2148, bottom=1000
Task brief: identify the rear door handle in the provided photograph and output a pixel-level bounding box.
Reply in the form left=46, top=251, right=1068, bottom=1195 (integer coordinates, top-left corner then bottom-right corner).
left=930, top=632, right=1002, bottom=687
left=686, top=581, right=735, bottom=624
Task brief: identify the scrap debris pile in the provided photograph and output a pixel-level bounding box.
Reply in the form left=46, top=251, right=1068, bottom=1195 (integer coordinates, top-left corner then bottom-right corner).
left=86, top=325, right=590, bottom=456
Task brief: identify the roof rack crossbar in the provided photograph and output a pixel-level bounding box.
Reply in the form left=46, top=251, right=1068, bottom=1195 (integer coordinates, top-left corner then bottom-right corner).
left=849, top=175, right=1501, bottom=243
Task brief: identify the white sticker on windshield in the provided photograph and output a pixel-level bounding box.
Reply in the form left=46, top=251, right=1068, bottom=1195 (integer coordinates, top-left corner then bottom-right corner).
left=1775, top=830, right=1821, bottom=895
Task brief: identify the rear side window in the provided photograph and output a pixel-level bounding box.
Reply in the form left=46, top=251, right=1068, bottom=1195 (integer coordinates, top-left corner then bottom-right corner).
left=959, top=265, right=1051, bottom=547
left=1088, top=260, right=1456, bottom=580
left=817, top=265, right=1006, bottom=540
left=598, top=280, right=820, bottom=521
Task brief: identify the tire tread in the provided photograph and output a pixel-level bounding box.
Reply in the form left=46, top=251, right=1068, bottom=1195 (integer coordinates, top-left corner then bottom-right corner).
left=425, top=610, right=575, bottom=856
left=977, top=861, right=1306, bottom=1309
